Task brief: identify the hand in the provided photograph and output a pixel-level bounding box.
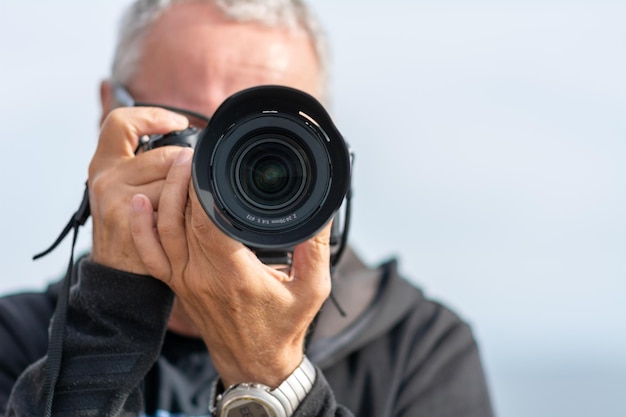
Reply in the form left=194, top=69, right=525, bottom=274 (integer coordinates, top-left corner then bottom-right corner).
left=88, top=107, right=189, bottom=274
left=129, top=148, right=331, bottom=387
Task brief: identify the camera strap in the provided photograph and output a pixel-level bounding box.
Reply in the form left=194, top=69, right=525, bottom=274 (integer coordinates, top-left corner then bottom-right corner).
left=33, top=186, right=91, bottom=261
left=33, top=185, right=90, bottom=417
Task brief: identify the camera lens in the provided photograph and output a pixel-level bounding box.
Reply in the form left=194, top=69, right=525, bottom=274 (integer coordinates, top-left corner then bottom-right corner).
left=235, top=137, right=310, bottom=211
left=193, top=85, right=351, bottom=249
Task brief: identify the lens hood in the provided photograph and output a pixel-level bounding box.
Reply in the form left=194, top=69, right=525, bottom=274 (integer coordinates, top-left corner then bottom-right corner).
left=192, top=85, right=351, bottom=249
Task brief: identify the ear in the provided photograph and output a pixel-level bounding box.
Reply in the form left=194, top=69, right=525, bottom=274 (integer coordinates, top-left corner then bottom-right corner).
left=99, top=80, right=115, bottom=126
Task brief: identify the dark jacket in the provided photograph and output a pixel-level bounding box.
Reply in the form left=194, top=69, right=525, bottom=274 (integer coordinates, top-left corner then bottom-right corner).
left=0, top=248, right=493, bottom=416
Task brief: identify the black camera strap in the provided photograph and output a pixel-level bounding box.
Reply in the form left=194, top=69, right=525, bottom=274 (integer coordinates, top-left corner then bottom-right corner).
left=34, top=187, right=91, bottom=261
left=33, top=186, right=90, bottom=417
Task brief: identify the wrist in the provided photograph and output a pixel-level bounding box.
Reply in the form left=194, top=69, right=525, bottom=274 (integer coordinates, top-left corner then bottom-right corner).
left=214, top=344, right=306, bottom=388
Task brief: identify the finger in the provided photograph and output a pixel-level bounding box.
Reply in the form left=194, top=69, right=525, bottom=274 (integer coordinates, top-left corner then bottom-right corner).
left=124, top=146, right=188, bottom=186
left=96, top=107, right=189, bottom=160
left=187, top=178, right=245, bottom=258
left=130, top=193, right=172, bottom=280
left=157, top=148, right=194, bottom=267
left=88, top=167, right=167, bottom=214
left=290, top=222, right=332, bottom=297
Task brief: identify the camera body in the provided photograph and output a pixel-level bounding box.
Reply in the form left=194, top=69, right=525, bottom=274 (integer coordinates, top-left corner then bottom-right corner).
left=143, top=85, right=352, bottom=266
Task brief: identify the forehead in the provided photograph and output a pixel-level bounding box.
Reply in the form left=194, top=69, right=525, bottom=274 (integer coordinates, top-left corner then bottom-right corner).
left=128, top=2, right=320, bottom=114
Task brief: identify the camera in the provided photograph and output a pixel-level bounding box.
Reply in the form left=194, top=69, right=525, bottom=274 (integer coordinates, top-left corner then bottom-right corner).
left=145, top=85, right=352, bottom=266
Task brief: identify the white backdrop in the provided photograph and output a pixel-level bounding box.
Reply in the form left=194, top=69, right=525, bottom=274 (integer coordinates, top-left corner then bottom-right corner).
left=1, top=1, right=624, bottom=416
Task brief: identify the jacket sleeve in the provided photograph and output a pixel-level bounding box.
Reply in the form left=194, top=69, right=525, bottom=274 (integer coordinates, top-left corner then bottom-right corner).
left=0, top=287, right=54, bottom=415
left=293, top=369, right=354, bottom=417
left=3, top=259, right=174, bottom=417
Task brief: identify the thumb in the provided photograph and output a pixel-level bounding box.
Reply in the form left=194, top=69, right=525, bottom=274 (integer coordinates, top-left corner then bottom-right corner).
left=290, top=222, right=333, bottom=297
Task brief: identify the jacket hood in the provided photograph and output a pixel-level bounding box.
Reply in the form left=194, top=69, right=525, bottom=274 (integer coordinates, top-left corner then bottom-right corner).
left=308, top=247, right=423, bottom=369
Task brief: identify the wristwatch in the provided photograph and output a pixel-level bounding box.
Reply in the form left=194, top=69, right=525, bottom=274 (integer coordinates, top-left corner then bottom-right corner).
left=210, top=356, right=316, bottom=417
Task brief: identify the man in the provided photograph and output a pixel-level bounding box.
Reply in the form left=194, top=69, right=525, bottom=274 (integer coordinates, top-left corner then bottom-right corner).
left=0, top=1, right=493, bottom=416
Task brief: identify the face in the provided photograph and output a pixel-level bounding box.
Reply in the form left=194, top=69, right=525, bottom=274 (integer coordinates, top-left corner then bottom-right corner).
left=103, top=1, right=320, bottom=120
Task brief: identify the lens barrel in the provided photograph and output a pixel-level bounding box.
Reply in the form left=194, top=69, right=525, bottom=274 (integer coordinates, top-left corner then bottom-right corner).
left=192, top=85, right=351, bottom=249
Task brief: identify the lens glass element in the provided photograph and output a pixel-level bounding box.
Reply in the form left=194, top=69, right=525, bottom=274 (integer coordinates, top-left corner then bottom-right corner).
left=235, top=137, right=309, bottom=211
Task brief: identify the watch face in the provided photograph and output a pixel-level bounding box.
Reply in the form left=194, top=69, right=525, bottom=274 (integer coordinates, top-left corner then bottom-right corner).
left=225, top=401, right=274, bottom=417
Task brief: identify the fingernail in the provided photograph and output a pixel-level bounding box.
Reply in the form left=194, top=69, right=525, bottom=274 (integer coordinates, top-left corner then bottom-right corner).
left=174, top=147, right=193, bottom=165
left=131, top=195, right=145, bottom=212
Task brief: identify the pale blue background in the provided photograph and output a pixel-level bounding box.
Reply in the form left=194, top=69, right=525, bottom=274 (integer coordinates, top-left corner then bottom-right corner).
left=0, top=1, right=624, bottom=416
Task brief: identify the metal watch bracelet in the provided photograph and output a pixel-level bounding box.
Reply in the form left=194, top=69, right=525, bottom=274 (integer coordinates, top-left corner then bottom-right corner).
left=209, top=356, right=317, bottom=417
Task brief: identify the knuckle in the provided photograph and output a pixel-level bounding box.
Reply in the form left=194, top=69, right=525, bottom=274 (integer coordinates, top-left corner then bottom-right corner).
left=157, top=218, right=175, bottom=236
left=312, top=275, right=332, bottom=299
left=157, top=214, right=183, bottom=238
left=142, top=146, right=180, bottom=174
left=88, top=173, right=111, bottom=199
left=102, top=108, right=131, bottom=136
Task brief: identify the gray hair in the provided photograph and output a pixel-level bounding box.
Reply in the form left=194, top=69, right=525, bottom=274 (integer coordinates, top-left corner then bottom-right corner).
left=111, top=0, right=332, bottom=105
